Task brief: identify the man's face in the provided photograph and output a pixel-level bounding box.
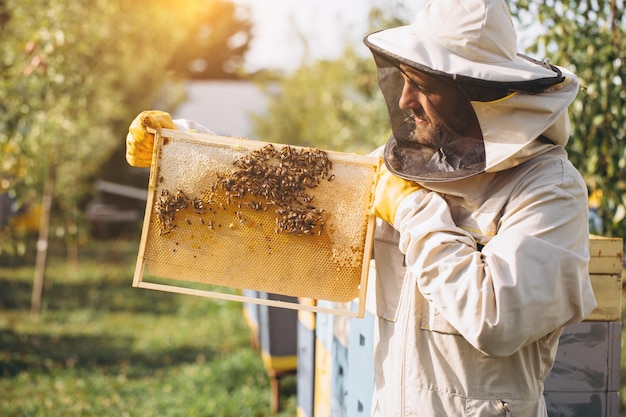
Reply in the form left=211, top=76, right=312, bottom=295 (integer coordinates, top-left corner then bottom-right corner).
left=398, top=65, right=480, bottom=149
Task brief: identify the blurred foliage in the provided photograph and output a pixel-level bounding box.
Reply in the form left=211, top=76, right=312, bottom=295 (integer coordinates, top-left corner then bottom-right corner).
left=251, top=47, right=389, bottom=154
left=0, top=0, right=252, bottom=255
left=510, top=0, right=626, bottom=238
left=250, top=6, right=414, bottom=154
left=167, top=0, right=252, bottom=79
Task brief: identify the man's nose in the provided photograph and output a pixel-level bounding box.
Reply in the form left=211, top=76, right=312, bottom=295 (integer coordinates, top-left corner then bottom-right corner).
left=398, top=81, right=424, bottom=110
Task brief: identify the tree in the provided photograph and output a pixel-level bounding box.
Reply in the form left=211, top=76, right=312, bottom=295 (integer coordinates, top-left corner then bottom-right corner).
left=0, top=0, right=252, bottom=311
left=166, top=0, right=252, bottom=80
left=510, top=0, right=626, bottom=238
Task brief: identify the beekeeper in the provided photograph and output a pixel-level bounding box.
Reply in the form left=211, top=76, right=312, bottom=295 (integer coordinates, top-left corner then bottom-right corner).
left=365, top=0, right=596, bottom=415
left=125, top=0, right=596, bottom=415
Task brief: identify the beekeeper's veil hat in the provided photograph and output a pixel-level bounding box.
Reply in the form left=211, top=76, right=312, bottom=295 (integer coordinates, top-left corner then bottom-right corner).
left=364, top=0, right=579, bottom=182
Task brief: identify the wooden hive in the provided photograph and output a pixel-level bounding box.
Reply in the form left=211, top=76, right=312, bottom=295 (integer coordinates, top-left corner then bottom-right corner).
left=585, top=235, right=623, bottom=321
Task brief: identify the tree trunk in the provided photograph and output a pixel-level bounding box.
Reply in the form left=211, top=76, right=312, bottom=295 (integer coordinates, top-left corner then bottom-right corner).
left=66, top=204, right=79, bottom=278
left=31, top=167, right=55, bottom=315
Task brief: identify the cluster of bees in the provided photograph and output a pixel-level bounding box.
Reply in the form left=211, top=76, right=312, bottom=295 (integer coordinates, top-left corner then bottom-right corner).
left=154, top=144, right=334, bottom=236
left=218, top=144, right=333, bottom=236
left=154, top=189, right=193, bottom=235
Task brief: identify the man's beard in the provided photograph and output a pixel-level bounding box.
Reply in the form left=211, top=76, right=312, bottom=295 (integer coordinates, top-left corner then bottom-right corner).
left=395, top=113, right=482, bottom=173
left=405, top=111, right=457, bottom=152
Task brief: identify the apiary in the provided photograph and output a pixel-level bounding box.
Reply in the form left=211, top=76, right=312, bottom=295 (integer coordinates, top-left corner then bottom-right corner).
left=132, top=129, right=381, bottom=317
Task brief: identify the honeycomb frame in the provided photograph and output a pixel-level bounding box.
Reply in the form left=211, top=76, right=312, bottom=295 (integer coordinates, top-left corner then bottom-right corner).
left=132, top=129, right=381, bottom=318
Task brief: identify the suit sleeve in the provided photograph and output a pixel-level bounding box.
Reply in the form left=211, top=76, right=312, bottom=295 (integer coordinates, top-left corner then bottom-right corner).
left=394, top=157, right=597, bottom=357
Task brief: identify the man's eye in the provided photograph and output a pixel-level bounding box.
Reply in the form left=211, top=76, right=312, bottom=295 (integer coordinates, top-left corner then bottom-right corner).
left=409, top=82, right=431, bottom=95
left=403, top=78, right=429, bottom=94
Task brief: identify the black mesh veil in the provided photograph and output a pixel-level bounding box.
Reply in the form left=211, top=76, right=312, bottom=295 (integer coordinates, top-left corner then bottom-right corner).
left=371, top=51, right=487, bottom=182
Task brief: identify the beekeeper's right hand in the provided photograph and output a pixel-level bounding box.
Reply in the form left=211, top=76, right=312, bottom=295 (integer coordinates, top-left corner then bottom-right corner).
left=372, top=162, right=422, bottom=226
left=126, top=110, right=177, bottom=167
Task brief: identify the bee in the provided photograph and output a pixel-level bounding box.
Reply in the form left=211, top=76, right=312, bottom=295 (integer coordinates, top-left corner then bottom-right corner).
left=246, top=201, right=263, bottom=211
left=192, top=197, right=206, bottom=214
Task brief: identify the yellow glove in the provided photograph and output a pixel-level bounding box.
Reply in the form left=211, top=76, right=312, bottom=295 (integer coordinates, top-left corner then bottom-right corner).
left=372, top=162, right=421, bottom=225
left=125, top=110, right=177, bottom=167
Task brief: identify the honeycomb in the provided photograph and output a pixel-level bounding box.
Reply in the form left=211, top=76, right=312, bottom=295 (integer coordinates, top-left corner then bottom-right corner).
left=136, top=129, right=380, bottom=303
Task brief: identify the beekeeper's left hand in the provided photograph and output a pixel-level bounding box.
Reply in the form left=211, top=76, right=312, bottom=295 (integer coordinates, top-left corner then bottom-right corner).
left=126, top=110, right=177, bottom=167
left=372, top=162, right=422, bottom=225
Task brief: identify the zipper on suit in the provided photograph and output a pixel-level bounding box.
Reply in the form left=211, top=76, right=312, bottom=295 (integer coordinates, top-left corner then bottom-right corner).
left=500, top=400, right=512, bottom=416
left=399, top=274, right=415, bottom=417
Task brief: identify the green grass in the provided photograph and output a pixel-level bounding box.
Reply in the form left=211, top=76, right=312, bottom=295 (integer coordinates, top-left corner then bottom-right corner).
left=0, top=238, right=296, bottom=417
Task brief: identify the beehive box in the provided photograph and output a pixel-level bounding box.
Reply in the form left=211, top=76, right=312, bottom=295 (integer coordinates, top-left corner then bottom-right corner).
left=133, top=129, right=381, bottom=317
left=586, top=235, right=623, bottom=321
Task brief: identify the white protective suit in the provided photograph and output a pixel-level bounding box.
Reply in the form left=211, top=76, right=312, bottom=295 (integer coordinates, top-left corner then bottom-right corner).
left=364, top=1, right=597, bottom=415
left=369, top=72, right=597, bottom=416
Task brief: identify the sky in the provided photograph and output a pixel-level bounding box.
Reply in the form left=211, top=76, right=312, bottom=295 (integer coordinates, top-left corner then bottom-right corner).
left=231, top=0, right=542, bottom=72
left=231, top=0, right=425, bottom=72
